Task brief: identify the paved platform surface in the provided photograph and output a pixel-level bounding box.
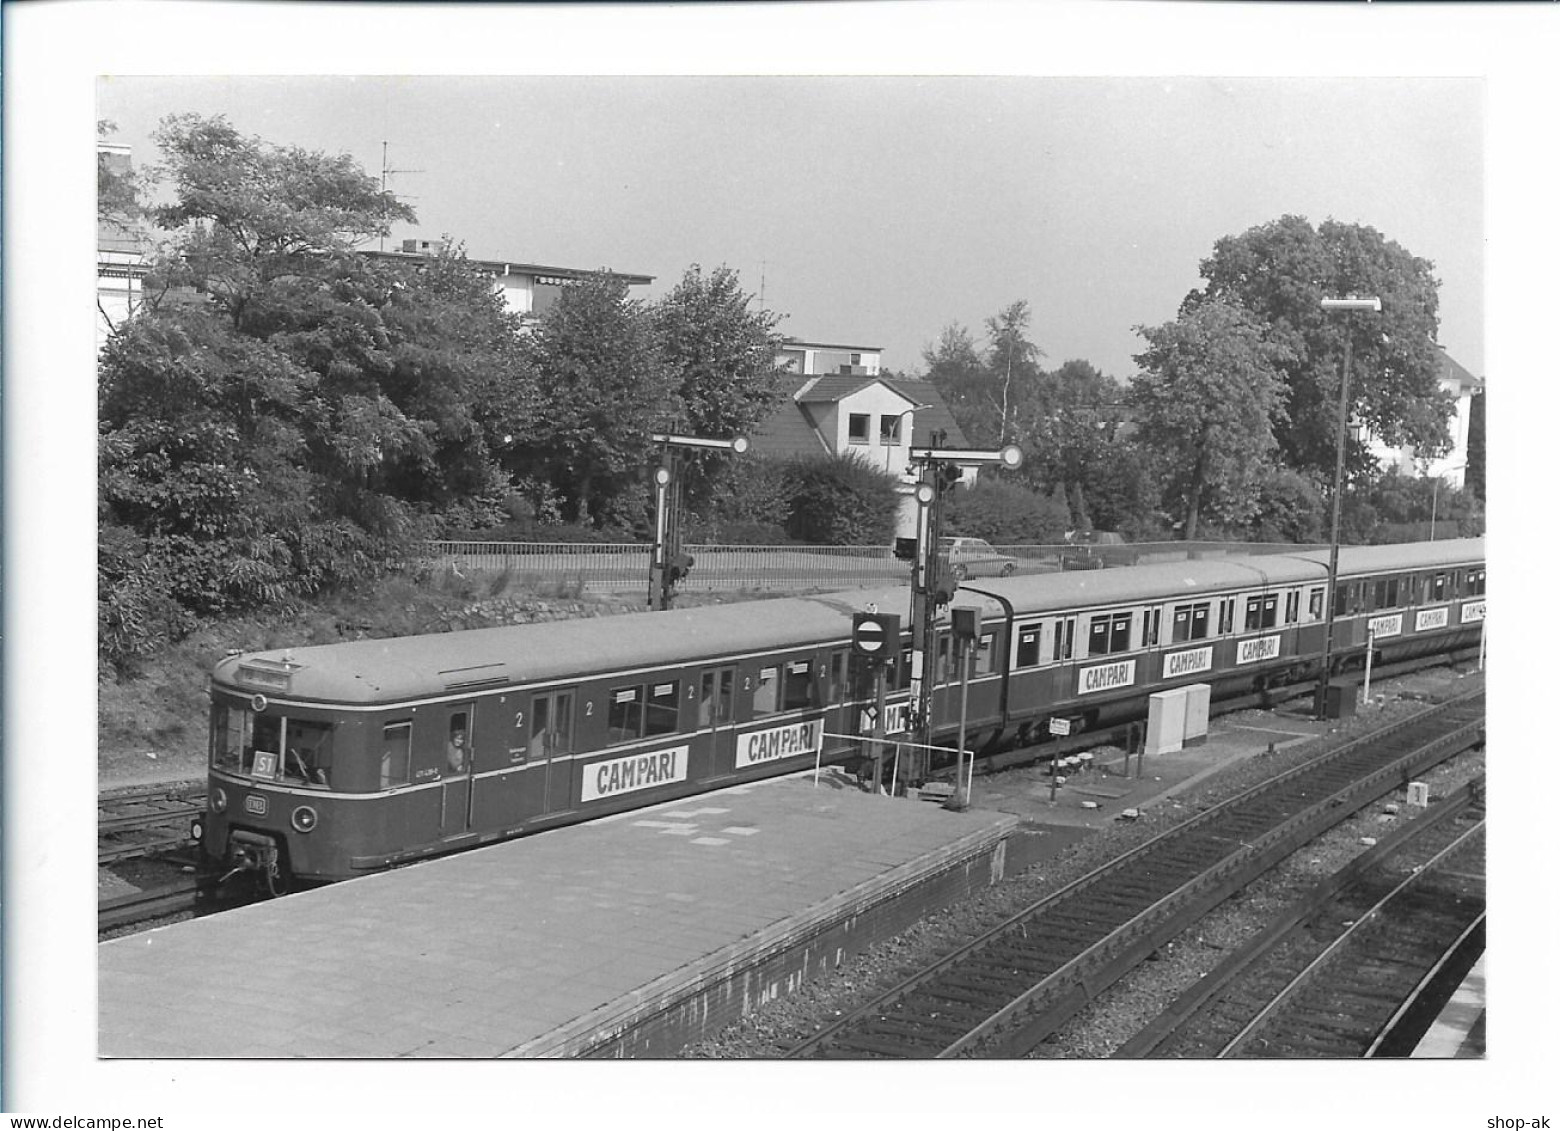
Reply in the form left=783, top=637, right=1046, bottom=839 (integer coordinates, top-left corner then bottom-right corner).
left=968, top=705, right=1334, bottom=830
left=1412, top=953, right=1486, bottom=1058
left=100, top=770, right=1017, bottom=1058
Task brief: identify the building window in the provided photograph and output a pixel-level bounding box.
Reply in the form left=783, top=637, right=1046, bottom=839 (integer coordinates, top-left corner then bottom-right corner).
left=880, top=415, right=903, bottom=445
left=848, top=414, right=870, bottom=444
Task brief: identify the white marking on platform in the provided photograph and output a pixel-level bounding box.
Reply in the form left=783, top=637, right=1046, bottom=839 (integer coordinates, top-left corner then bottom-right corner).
left=721, top=826, right=760, bottom=836
left=692, top=837, right=731, bottom=846
left=1223, top=724, right=1317, bottom=739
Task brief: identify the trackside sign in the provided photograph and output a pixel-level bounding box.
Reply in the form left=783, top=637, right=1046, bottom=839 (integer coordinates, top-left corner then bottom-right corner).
left=737, top=717, right=823, bottom=767
left=582, top=745, right=689, bottom=802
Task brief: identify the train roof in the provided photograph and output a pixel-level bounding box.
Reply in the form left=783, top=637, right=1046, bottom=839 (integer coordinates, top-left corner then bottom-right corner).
left=214, top=591, right=883, bottom=705
left=214, top=537, right=1484, bottom=707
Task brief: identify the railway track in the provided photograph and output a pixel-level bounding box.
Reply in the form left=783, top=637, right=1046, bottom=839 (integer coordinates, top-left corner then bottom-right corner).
left=782, top=690, right=1484, bottom=1059
left=98, top=783, right=203, bottom=864
left=1117, top=775, right=1485, bottom=1057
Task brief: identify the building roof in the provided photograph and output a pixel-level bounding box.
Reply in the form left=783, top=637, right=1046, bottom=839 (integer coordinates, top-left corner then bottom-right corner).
left=882, top=377, right=971, bottom=448
left=796, top=375, right=915, bottom=406
left=779, top=337, right=883, bottom=353
left=746, top=374, right=970, bottom=460
left=361, top=248, right=653, bottom=287
left=1435, top=348, right=1483, bottom=393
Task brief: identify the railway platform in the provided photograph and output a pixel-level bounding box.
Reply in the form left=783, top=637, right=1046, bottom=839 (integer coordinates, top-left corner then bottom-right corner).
left=100, top=769, right=1023, bottom=1058
left=1411, top=953, right=1486, bottom=1058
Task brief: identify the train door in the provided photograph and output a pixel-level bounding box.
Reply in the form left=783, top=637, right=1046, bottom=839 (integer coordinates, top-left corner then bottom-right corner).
left=697, top=666, right=737, bottom=777
left=440, top=703, right=476, bottom=836
left=527, top=688, right=577, bottom=817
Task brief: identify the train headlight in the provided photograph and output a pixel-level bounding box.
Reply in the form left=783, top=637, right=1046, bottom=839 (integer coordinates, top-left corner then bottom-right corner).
left=212, top=787, right=228, bottom=813
left=291, top=805, right=319, bottom=833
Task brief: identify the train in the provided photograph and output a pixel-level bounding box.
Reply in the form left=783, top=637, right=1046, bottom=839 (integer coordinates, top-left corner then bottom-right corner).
left=195, top=537, right=1485, bottom=886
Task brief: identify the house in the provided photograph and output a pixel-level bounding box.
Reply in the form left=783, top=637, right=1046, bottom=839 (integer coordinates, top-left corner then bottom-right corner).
left=1367, top=347, right=1484, bottom=489
left=748, top=364, right=974, bottom=538
left=97, top=142, right=152, bottom=345
left=362, top=239, right=654, bottom=325
left=776, top=338, right=882, bottom=378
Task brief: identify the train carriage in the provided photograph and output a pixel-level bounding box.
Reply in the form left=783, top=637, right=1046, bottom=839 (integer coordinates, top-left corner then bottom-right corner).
left=198, top=537, right=1485, bottom=886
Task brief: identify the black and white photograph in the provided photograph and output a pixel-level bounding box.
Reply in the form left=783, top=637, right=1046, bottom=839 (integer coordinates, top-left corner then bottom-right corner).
left=6, top=0, right=1554, bottom=1125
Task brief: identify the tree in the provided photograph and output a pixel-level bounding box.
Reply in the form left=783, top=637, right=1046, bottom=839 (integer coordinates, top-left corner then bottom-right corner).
left=984, top=300, right=1046, bottom=444
left=1129, top=301, right=1292, bottom=539
left=99, top=115, right=534, bottom=662
left=651, top=264, right=786, bottom=510
left=524, top=271, right=675, bottom=528
left=147, top=113, right=414, bottom=330
left=97, top=120, right=144, bottom=230
left=921, top=323, right=993, bottom=443
left=1187, top=215, right=1454, bottom=481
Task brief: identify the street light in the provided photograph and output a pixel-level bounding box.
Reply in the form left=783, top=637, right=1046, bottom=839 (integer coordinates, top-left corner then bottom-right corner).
left=1316, top=296, right=1381, bottom=719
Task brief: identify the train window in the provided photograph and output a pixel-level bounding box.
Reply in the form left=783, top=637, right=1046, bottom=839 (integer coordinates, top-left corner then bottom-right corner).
left=935, top=634, right=953, bottom=683
left=782, top=661, right=812, bottom=710
left=1244, top=595, right=1277, bottom=631
left=974, top=633, right=997, bottom=675
left=1284, top=590, right=1299, bottom=625
left=381, top=721, right=412, bottom=788
left=828, top=651, right=849, bottom=704
left=1431, top=573, right=1448, bottom=602
left=249, top=714, right=283, bottom=779
left=753, top=667, right=779, bottom=716
left=212, top=705, right=249, bottom=773
left=700, top=668, right=735, bottom=726
left=1217, top=599, right=1235, bottom=636
left=1016, top=625, right=1041, bottom=668
left=1467, top=568, right=1486, bottom=596
left=1088, top=612, right=1133, bottom=656
left=1053, top=618, right=1075, bottom=662
left=1141, top=608, right=1161, bottom=648
left=528, top=692, right=576, bottom=761
left=645, top=681, right=681, bottom=737
left=1374, top=577, right=1400, bottom=609
left=1170, top=602, right=1210, bottom=643
left=282, top=719, right=333, bottom=788
left=607, top=686, right=645, bottom=744
left=1308, top=587, right=1325, bottom=621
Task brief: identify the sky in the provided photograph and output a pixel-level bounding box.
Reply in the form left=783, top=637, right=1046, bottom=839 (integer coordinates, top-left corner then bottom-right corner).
left=10, top=0, right=1560, bottom=1123
left=97, top=74, right=1484, bottom=382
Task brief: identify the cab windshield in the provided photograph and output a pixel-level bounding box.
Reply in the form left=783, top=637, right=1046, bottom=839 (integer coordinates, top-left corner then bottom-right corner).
left=213, top=704, right=334, bottom=788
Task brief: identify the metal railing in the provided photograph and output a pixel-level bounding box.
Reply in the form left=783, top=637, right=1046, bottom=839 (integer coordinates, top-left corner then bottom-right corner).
left=422, top=540, right=1332, bottom=595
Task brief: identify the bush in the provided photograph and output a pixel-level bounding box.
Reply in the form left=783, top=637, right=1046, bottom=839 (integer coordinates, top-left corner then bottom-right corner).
left=943, top=480, right=1071, bottom=544
left=782, top=453, right=900, bottom=546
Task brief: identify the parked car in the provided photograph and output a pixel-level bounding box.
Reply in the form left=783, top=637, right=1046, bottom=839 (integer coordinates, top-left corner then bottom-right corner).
left=939, top=536, right=1017, bottom=579
left=1059, top=530, right=1135, bottom=570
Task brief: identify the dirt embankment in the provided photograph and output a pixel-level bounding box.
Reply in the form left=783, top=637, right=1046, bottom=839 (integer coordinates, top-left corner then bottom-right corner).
left=99, top=571, right=755, bottom=790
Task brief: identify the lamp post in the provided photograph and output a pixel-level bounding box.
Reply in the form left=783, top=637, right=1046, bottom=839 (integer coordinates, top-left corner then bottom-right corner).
left=1316, top=296, right=1381, bottom=719
left=649, top=433, right=749, bottom=610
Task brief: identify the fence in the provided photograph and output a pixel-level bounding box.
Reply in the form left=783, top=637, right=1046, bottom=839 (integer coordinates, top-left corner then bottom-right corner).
left=423, top=540, right=1334, bottom=596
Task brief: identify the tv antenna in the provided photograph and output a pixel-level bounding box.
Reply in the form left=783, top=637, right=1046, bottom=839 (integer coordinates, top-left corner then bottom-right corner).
left=379, top=140, right=424, bottom=251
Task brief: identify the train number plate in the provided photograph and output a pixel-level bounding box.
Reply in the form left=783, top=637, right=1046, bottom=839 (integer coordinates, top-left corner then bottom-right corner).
left=244, top=794, right=269, bottom=816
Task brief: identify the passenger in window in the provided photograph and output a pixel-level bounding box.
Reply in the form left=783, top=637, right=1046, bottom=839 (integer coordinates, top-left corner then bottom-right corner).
left=446, top=726, right=468, bottom=774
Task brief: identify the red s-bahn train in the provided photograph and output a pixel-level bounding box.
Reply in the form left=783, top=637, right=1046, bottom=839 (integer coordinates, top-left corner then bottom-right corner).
left=197, top=537, right=1485, bottom=886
